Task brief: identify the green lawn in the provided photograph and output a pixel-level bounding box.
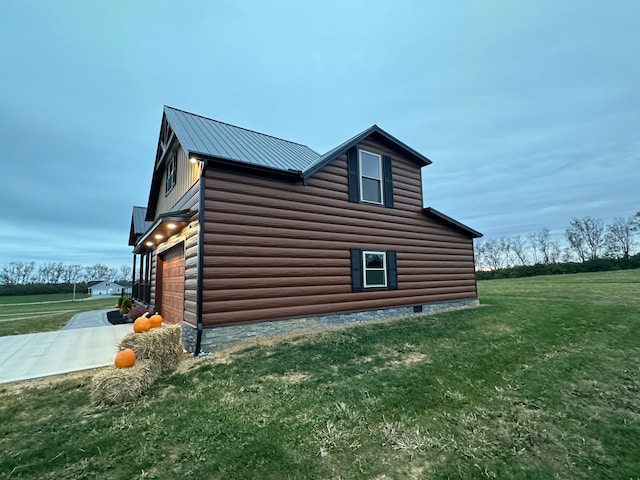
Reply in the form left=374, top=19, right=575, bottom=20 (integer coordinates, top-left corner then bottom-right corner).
left=0, top=292, right=91, bottom=305
left=0, top=294, right=119, bottom=336
left=1, top=270, right=639, bottom=479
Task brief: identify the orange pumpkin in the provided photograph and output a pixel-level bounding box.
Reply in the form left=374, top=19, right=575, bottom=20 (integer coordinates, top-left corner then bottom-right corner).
left=149, top=313, right=163, bottom=329
left=133, top=315, right=151, bottom=333
left=115, top=348, right=136, bottom=368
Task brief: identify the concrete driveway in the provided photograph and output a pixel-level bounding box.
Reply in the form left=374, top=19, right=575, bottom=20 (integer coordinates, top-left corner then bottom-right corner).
left=0, top=309, right=132, bottom=384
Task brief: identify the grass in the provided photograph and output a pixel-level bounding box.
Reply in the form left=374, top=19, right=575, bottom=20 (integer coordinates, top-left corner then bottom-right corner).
left=0, top=292, right=91, bottom=305
left=0, top=294, right=119, bottom=336
left=1, top=270, right=639, bottom=479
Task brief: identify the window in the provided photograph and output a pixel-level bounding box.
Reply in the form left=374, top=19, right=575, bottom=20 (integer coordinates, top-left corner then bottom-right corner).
left=363, top=251, right=387, bottom=287
left=350, top=248, right=398, bottom=291
left=347, top=147, right=394, bottom=208
left=359, top=150, right=383, bottom=204
left=165, top=152, right=177, bottom=195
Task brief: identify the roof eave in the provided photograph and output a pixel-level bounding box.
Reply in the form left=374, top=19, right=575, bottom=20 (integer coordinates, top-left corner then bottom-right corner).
left=423, top=207, right=483, bottom=238
left=302, top=125, right=433, bottom=180
left=134, top=209, right=192, bottom=253
left=189, top=151, right=304, bottom=181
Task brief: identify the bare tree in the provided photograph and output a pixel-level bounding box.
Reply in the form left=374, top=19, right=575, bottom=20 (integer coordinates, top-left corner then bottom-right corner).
left=566, top=230, right=588, bottom=262
left=511, top=235, right=529, bottom=265
left=561, top=247, right=576, bottom=263
left=21, top=261, right=36, bottom=284
left=527, top=232, right=540, bottom=264
left=85, top=264, right=111, bottom=281
left=604, top=216, right=636, bottom=258
left=1, top=262, right=20, bottom=285
left=107, top=267, right=119, bottom=282
left=483, top=239, right=505, bottom=271
left=566, top=217, right=604, bottom=261
left=1, top=261, right=38, bottom=285
left=38, top=263, right=62, bottom=284
left=473, top=239, right=485, bottom=271
left=530, top=228, right=560, bottom=264
left=118, top=265, right=132, bottom=283
left=62, top=264, right=84, bottom=284
left=497, top=237, right=513, bottom=268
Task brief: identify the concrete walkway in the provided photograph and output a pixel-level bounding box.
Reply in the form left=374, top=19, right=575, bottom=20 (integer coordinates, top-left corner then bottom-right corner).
left=0, top=310, right=132, bottom=384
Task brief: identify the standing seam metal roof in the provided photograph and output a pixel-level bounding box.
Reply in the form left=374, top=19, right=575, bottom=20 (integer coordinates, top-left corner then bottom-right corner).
left=164, top=106, right=321, bottom=172
left=132, top=206, right=152, bottom=235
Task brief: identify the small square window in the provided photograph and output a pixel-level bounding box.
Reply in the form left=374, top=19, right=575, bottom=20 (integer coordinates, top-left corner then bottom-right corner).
left=359, top=150, right=383, bottom=204
left=363, top=251, right=387, bottom=288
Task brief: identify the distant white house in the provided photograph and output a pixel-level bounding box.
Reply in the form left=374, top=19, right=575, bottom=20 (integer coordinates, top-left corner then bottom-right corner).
left=88, top=281, right=130, bottom=296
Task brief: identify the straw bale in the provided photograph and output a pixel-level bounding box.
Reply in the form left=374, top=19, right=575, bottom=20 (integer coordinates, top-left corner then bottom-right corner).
left=119, top=324, right=183, bottom=372
left=91, top=325, right=183, bottom=406
left=90, top=360, right=160, bottom=406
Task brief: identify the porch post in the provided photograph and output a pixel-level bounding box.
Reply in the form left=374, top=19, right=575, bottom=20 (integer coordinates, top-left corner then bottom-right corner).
left=132, top=254, right=137, bottom=299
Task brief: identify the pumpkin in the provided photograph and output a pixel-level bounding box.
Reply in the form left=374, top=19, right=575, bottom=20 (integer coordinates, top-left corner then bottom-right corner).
left=149, top=313, right=163, bottom=329
left=114, top=348, right=136, bottom=368
left=133, top=314, right=151, bottom=333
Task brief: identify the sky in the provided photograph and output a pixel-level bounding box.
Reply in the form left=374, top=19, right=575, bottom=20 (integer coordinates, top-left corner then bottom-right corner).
left=1, top=0, right=639, bottom=269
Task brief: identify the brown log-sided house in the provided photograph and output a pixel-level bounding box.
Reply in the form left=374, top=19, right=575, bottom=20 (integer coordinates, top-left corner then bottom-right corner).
left=128, top=106, right=482, bottom=354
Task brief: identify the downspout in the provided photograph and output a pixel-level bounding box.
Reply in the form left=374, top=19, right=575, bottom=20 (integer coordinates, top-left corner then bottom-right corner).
left=194, top=159, right=207, bottom=355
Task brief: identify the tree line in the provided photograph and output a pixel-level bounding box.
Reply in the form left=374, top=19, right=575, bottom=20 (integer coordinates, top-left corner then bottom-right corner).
left=0, top=262, right=132, bottom=286
left=474, top=213, right=640, bottom=275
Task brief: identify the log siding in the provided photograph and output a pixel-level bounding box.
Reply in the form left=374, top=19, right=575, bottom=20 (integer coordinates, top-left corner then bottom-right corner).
left=200, top=139, right=477, bottom=327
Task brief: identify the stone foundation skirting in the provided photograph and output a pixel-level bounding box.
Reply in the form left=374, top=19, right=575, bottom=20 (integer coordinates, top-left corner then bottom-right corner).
left=181, top=298, right=479, bottom=354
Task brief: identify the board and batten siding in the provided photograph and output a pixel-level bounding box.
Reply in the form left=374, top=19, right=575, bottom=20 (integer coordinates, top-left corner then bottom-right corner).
left=154, top=146, right=201, bottom=222
left=200, top=138, right=477, bottom=327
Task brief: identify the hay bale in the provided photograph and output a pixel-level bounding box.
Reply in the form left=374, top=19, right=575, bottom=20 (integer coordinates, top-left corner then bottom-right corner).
left=90, top=360, right=160, bottom=406
left=118, top=324, right=183, bottom=372
left=91, top=325, right=183, bottom=407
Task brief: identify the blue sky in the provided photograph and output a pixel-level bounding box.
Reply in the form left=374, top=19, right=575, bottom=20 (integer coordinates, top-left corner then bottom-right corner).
left=1, top=0, right=639, bottom=269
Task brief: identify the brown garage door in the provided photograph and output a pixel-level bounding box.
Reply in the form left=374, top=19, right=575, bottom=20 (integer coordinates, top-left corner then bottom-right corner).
left=159, top=244, right=184, bottom=324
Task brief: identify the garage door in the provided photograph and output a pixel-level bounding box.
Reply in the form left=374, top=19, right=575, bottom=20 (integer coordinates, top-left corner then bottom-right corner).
left=160, top=244, right=184, bottom=324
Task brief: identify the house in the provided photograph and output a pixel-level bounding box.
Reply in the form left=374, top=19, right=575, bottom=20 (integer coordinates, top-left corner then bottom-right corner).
left=129, top=106, right=482, bottom=354
left=88, top=281, right=129, bottom=296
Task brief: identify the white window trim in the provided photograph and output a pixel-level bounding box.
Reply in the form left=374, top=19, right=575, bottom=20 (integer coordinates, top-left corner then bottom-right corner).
left=165, top=152, right=177, bottom=195
left=358, top=149, right=384, bottom=205
left=363, top=250, right=387, bottom=288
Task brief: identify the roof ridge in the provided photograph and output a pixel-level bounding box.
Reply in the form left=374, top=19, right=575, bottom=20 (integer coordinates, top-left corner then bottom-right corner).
left=164, top=105, right=318, bottom=152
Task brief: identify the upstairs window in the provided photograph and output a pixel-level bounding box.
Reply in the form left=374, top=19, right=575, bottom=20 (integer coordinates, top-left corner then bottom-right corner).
left=347, top=147, right=394, bottom=208
left=165, top=152, right=177, bottom=195
left=359, top=150, right=383, bottom=204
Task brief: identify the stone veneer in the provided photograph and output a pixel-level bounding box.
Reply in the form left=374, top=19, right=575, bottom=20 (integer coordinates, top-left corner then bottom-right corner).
left=182, top=298, right=479, bottom=354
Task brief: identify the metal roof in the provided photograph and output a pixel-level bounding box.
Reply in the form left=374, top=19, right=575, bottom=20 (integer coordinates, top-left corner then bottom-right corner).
left=302, top=125, right=432, bottom=179
left=132, top=206, right=152, bottom=235
left=164, top=106, right=321, bottom=172
left=423, top=207, right=482, bottom=238
left=129, top=206, right=153, bottom=246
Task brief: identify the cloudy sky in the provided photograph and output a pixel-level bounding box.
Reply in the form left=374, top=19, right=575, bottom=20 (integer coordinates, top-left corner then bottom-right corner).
left=1, top=0, right=638, bottom=269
